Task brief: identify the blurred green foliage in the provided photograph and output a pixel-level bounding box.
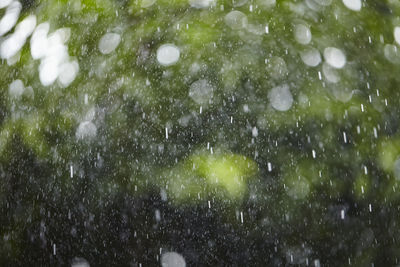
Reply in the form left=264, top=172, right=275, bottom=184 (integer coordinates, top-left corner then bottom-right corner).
left=1, top=0, right=400, bottom=265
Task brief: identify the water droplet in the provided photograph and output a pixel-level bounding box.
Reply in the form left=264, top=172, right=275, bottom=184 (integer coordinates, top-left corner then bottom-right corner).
left=395, top=27, right=400, bottom=46
left=224, top=11, right=248, bottom=30
left=58, top=60, right=79, bottom=87
left=342, top=0, right=361, bottom=11
left=189, top=0, right=215, bottom=8
left=156, top=44, right=180, bottom=66
left=8, top=79, right=24, bottom=98
left=0, top=1, right=22, bottom=37
left=39, top=58, right=60, bottom=86
left=0, top=15, right=36, bottom=59
left=252, top=127, right=258, bottom=137
left=324, top=47, right=346, bottom=69
left=257, top=0, right=276, bottom=8
left=188, top=79, right=214, bottom=105
left=393, top=157, right=400, bottom=181
left=141, top=0, right=157, bottom=8
left=268, top=84, right=293, bottom=111
left=76, top=121, right=97, bottom=140
left=98, top=32, right=121, bottom=54
left=30, top=22, right=50, bottom=59
left=71, top=257, right=90, bottom=267
left=0, top=0, right=13, bottom=9
left=300, top=47, right=321, bottom=67
left=294, top=24, right=311, bottom=45
left=161, top=252, right=186, bottom=267
left=155, top=209, right=161, bottom=222
left=233, top=0, right=248, bottom=7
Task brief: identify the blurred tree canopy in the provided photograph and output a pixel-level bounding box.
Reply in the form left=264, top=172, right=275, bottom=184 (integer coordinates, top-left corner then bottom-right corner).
left=1, top=0, right=400, bottom=265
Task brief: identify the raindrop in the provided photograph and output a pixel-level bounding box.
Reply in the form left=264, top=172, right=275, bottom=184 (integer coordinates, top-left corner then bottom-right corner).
left=322, top=63, right=340, bottom=83
left=188, top=79, right=214, bottom=105
left=395, top=27, right=400, bottom=46
left=324, top=47, right=346, bottom=69
left=0, top=0, right=13, bottom=9
left=76, top=121, right=97, bottom=140
left=160, top=189, right=168, bottom=201
left=252, top=127, right=258, bottom=137
left=9, top=79, right=24, bottom=98
left=30, top=22, right=50, bottom=59
left=155, top=209, right=161, bottom=222
left=257, top=0, right=276, bottom=8
left=189, top=0, right=215, bottom=8
left=373, top=127, right=378, bottom=138
left=294, top=24, right=311, bottom=45
left=39, top=58, right=60, bottom=86
left=58, top=60, right=79, bottom=87
left=232, top=0, right=248, bottom=7
left=14, top=14, right=36, bottom=38
left=0, top=1, right=21, bottom=37
left=98, top=32, right=121, bottom=55
left=161, top=252, right=186, bottom=267
left=35, top=26, right=74, bottom=86
left=156, top=44, right=180, bottom=66
left=268, top=84, right=293, bottom=111
left=393, top=157, right=400, bottom=181
left=267, top=162, right=272, bottom=172
left=141, top=0, right=157, bottom=8
left=0, top=15, right=36, bottom=59
left=342, top=0, right=361, bottom=11
left=224, top=11, right=248, bottom=30
left=71, top=257, right=90, bottom=267
left=300, top=48, right=321, bottom=67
